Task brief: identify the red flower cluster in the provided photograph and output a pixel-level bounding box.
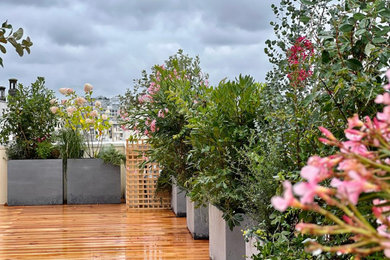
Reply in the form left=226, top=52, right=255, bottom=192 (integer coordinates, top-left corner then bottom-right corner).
left=287, top=36, right=314, bottom=87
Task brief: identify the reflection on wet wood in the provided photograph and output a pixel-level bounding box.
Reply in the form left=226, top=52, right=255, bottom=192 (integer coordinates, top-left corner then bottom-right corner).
left=0, top=204, right=209, bottom=259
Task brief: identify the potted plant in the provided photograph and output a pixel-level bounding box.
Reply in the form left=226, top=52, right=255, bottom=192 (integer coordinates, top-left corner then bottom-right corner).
left=51, top=83, right=122, bottom=204
left=0, top=77, right=62, bottom=206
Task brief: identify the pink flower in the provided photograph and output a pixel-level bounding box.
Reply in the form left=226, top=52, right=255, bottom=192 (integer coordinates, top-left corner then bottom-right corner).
left=158, top=109, right=165, bottom=118
left=150, top=119, right=157, bottom=132
left=49, top=99, right=57, bottom=105
left=375, top=93, right=390, bottom=105
left=345, top=129, right=364, bottom=141
left=95, top=101, right=101, bottom=107
left=293, top=181, right=320, bottom=204
left=102, top=114, right=108, bottom=120
left=271, top=181, right=295, bottom=212
left=85, top=118, right=94, bottom=124
left=347, top=114, right=363, bottom=129
left=300, top=165, right=320, bottom=183
left=377, top=225, right=390, bottom=239
left=319, top=126, right=336, bottom=141
left=377, top=106, right=390, bottom=123
left=341, top=141, right=369, bottom=156
left=382, top=241, right=390, bottom=257
left=138, top=94, right=153, bottom=103
left=331, top=171, right=377, bottom=205
left=84, top=83, right=93, bottom=93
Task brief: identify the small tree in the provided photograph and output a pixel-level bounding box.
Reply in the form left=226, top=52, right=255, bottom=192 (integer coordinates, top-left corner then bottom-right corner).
left=0, top=77, right=58, bottom=159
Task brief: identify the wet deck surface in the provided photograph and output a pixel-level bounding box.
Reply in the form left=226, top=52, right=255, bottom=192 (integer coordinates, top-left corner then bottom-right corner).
left=0, top=204, right=209, bottom=259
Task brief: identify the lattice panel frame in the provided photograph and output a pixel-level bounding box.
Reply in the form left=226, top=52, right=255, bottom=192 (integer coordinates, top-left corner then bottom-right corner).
left=126, top=139, right=171, bottom=209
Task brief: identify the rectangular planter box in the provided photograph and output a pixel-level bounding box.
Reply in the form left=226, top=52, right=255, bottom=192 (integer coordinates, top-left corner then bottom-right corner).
left=209, top=204, right=247, bottom=260
left=186, top=196, right=209, bottom=239
left=171, top=179, right=186, bottom=217
left=67, top=159, right=121, bottom=204
left=7, top=159, right=63, bottom=206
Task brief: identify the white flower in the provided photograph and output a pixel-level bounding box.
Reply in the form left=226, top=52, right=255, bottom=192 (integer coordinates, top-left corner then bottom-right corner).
left=75, top=97, right=87, bottom=106
left=49, top=99, right=57, bottom=105
left=95, top=101, right=101, bottom=107
left=84, top=83, right=93, bottom=93
left=59, top=88, right=74, bottom=95
left=86, top=118, right=94, bottom=124
left=59, top=88, right=67, bottom=95
left=50, top=106, right=58, bottom=114
left=102, top=114, right=108, bottom=120
left=66, top=106, right=76, bottom=116
left=90, top=110, right=98, bottom=117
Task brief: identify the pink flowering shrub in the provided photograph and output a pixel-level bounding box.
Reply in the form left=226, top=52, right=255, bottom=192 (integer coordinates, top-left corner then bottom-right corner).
left=272, top=70, right=390, bottom=258
left=119, top=50, right=208, bottom=191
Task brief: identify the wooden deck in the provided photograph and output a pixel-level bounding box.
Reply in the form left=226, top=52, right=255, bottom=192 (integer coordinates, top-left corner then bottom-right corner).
left=0, top=204, right=209, bottom=259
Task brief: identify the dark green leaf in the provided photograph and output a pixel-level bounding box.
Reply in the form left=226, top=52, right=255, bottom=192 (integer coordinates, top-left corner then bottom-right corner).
left=339, top=24, right=354, bottom=32
left=321, top=50, right=330, bottom=64
left=346, top=58, right=363, bottom=71
left=300, top=0, right=315, bottom=5
left=353, top=13, right=365, bottom=21
left=300, top=15, right=310, bottom=24
left=372, top=37, right=386, bottom=44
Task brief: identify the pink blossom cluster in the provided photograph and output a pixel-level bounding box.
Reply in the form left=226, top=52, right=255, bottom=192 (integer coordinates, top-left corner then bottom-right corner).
left=287, top=36, right=314, bottom=87
left=158, top=108, right=169, bottom=118
left=272, top=70, right=390, bottom=257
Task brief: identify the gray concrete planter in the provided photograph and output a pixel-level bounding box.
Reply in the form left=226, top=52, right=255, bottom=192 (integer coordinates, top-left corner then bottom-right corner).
left=209, top=204, right=247, bottom=260
left=171, top=180, right=186, bottom=217
left=67, top=159, right=121, bottom=204
left=186, top=196, right=209, bottom=239
left=7, top=159, right=63, bottom=206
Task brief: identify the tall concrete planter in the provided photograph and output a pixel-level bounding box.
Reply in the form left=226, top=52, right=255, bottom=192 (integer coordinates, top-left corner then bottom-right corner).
left=171, top=179, right=186, bottom=217
left=7, top=159, right=63, bottom=206
left=67, top=158, right=121, bottom=204
left=186, top=196, right=209, bottom=239
left=209, top=204, right=247, bottom=260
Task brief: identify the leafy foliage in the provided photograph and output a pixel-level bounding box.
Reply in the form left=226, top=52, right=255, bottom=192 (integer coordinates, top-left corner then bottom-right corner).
left=185, top=75, right=265, bottom=228
left=120, top=49, right=208, bottom=191
left=56, top=128, right=84, bottom=159
left=0, top=21, right=33, bottom=67
left=0, top=77, right=58, bottom=159
left=98, top=145, right=126, bottom=166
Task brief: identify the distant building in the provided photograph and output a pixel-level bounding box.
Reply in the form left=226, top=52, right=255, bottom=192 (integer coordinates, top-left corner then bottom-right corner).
left=0, top=86, right=6, bottom=119
left=99, top=95, right=130, bottom=142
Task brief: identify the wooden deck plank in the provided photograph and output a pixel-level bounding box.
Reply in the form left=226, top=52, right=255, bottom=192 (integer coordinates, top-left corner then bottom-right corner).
left=0, top=204, right=209, bottom=259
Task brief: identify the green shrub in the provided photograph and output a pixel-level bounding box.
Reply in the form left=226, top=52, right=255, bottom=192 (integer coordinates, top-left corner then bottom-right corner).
left=0, top=77, right=59, bottom=159
left=57, top=129, right=84, bottom=159
left=98, top=145, right=125, bottom=166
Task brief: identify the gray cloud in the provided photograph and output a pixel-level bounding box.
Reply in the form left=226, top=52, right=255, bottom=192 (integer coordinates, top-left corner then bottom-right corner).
left=0, top=0, right=278, bottom=97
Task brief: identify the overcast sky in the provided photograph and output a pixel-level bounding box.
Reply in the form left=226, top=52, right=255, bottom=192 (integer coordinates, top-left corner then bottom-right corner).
left=0, top=0, right=278, bottom=97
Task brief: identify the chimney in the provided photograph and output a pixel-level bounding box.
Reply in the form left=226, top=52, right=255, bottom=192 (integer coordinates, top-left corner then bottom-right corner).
left=0, top=86, right=5, bottom=101
left=9, top=78, right=17, bottom=97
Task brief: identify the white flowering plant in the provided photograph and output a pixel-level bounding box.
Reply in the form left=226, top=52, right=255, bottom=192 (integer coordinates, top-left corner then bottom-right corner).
left=50, top=83, right=111, bottom=158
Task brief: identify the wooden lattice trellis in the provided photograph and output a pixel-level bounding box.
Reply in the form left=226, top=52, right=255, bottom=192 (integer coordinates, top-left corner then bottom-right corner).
left=126, top=139, right=171, bottom=209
